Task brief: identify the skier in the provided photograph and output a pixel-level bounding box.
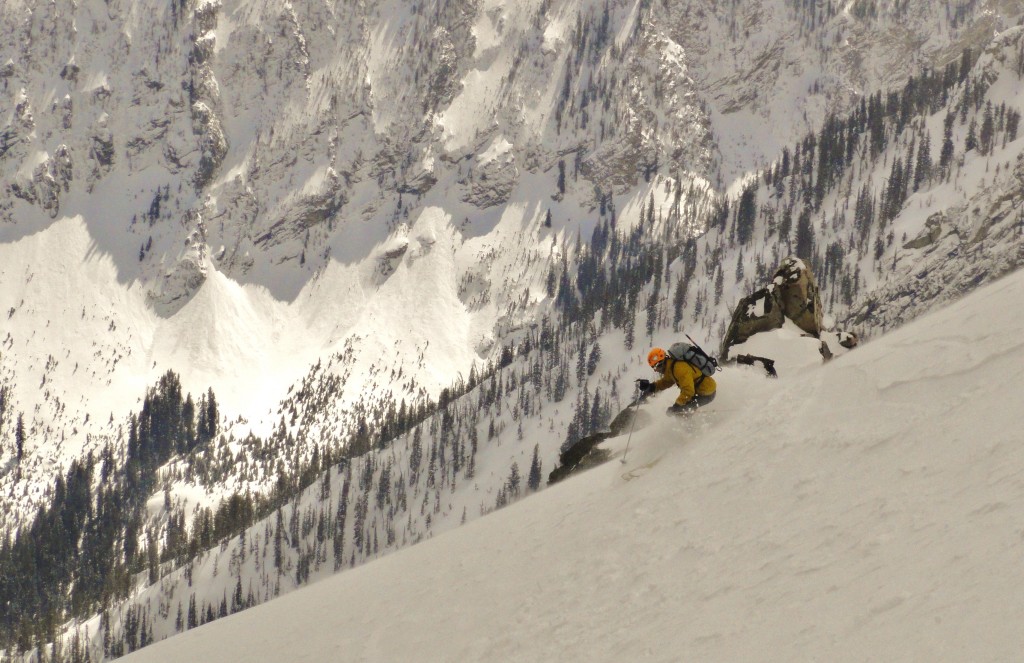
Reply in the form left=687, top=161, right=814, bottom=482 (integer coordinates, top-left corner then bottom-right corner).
left=637, top=347, right=716, bottom=415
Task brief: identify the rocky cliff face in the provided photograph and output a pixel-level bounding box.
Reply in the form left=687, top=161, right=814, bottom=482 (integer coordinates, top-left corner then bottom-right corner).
left=3, top=0, right=1010, bottom=306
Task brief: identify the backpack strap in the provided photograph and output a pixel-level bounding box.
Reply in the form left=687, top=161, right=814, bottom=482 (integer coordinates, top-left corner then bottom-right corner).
left=669, top=357, right=705, bottom=391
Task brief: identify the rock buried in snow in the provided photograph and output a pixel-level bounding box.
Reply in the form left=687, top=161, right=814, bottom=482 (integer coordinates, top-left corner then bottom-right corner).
left=547, top=404, right=651, bottom=485
left=547, top=447, right=614, bottom=484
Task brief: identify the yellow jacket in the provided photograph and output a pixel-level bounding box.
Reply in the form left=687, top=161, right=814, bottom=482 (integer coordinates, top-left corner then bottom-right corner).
left=654, top=358, right=717, bottom=406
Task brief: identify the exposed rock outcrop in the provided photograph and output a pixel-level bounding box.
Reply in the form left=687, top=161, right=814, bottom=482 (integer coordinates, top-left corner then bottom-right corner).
left=903, top=212, right=946, bottom=250
left=192, top=101, right=228, bottom=190
left=461, top=142, right=518, bottom=208
left=9, top=146, right=74, bottom=218
left=722, top=257, right=857, bottom=362
left=188, top=3, right=228, bottom=192
left=720, top=285, right=786, bottom=357
left=149, top=210, right=211, bottom=315
left=773, top=257, right=824, bottom=336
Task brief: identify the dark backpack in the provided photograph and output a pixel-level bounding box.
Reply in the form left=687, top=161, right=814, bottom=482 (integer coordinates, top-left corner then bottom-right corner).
left=666, top=337, right=719, bottom=378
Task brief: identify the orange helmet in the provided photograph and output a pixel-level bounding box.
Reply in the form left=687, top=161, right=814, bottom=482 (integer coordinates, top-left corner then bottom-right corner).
left=647, top=347, right=667, bottom=369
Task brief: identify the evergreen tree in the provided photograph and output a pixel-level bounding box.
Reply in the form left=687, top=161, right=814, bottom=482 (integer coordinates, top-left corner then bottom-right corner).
left=854, top=183, right=875, bottom=247
left=736, top=185, right=757, bottom=244
left=0, top=386, right=8, bottom=439
left=779, top=205, right=793, bottom=243
left=527, top=445, right=542, bottom=491
left=273, top=509, right=284, bottom=571
left=409, top=426, right=423, bottom=481
left=940, top=113, right=955, bottom=174
left=644, top=290, right=659, bottom=339
left=232, top=575, right=243, bottom=613
left=507, top=463, right=521, bottom=498
left=575, top=342, right=587, bottom=387
left=965, top=116, right=978, bottom=152
left=201, top=388, right=219, bottom=444
left=979, top=101, right=994, bottom=155
left=914, top=130, right=932, bottom=191
left=624, top=311, right=636, bottom=350
left=146, top=532, right=159, bottom=585
left=466, top=427, right=478, bottom=479
left=671, top=274, right=686, bottom=331
left=1007, top=109, right=1020, bottom=143
left=586, top=343, right=601, bottom=376
left=14, top=413, right=25, bottom=462
left=795, top=208, right=815, bottom=261
left=187, top=595, right=198, bottom=629
left=883, top=157, right=906, bottom=221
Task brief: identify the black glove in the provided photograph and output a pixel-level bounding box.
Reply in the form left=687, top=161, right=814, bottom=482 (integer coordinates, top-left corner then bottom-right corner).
left=636, top=379, right=655, bottom=396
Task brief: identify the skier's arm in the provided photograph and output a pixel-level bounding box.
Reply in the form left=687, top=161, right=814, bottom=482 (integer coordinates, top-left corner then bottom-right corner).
left=652, top=372, right=675, bottom=392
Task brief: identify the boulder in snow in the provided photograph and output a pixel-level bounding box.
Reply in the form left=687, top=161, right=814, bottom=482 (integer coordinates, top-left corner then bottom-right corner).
left=722, top=257, right=855, bottom=368
left=720, top=285, right=786, bottom=357
left=903, top=212, right=946, bottom=250
left=773, top=257, right=823, bottom=337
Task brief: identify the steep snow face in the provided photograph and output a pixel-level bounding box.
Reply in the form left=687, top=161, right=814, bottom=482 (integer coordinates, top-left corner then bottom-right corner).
left=120, top=261, right=1024, bottom=662
left=0, top=203, right=515, bottom=527
left=0, top=218, right=158, bottom=514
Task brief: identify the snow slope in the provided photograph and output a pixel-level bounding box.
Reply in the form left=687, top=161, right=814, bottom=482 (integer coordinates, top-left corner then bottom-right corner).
left=123, top=268, right=1024, bottom=661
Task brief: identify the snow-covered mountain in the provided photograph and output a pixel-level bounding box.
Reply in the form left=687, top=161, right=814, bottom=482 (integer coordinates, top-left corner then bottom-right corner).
left=2, top=0, right=1024, bottom=657
left=2, top=0, right=1018, bottom=475
left=113, top=257, right=1024, bottom=662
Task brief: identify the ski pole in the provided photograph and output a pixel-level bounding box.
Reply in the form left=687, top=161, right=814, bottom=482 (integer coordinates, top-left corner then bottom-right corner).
left=620, top=384, right=644, bottom=464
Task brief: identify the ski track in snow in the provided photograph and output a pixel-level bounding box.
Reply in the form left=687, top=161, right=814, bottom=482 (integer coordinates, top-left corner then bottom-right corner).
left=123, top=270, right=1024, bottom=662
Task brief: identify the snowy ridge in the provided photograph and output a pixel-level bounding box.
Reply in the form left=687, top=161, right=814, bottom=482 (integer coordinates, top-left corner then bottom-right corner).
left=117, top=266, right=1024, bottom=662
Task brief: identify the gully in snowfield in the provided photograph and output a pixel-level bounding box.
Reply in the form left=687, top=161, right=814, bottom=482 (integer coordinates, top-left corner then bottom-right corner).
left=637, top=340, right=719, bottom=415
